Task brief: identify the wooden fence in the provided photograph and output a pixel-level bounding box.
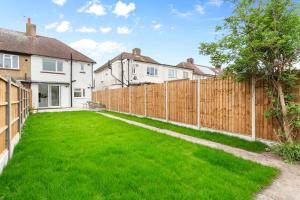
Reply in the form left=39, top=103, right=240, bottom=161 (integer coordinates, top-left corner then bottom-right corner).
left=93, top=78, right=300, bottom=142
left=0, top=76, right=30, bottom=173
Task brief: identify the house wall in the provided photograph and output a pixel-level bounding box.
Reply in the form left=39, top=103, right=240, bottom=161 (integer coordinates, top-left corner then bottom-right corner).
left=94, top=60, right=194, bottom=90
left=0, top=53, right=31, bottom=81
left=72, top=61, right=93, bottom=107
left=31, top=55, right=92, bottom=109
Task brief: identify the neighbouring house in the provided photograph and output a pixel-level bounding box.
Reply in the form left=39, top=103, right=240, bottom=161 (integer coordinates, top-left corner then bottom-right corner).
left=0, top=18, right=96, bottom=109
left=94, top=48, right=220, bottom=90
left=176, top=58, right=221, bottom=79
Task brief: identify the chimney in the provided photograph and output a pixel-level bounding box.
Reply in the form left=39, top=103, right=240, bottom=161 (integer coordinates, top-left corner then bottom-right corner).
left=187, top=58, right=194, bottom=64
left=26, top=17, right=36, bottom=37
left=132, top=48, right=141, bottom=56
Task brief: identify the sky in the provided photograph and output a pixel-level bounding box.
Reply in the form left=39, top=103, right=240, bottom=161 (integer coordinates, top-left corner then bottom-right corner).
left=0, top=0, right=233, bottom=68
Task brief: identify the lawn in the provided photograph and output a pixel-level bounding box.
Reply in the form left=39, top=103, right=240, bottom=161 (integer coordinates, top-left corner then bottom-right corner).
left=102, top=110, right=268, bottom=152
left=0, top=111, right=277, bottom=200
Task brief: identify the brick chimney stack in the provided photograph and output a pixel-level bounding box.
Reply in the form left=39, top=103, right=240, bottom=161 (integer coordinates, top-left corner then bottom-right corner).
left=132, top=48, right=141, bottom=56
left=26, top=17, right=36, bottom=37
left=187, top=58, right=194, bottom=64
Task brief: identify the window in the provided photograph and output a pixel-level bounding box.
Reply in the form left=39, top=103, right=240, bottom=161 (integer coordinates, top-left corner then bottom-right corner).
left=74, top=88, right=86, bottom=98
left=147, top=67, right=158, bottom=76
left=0, top=54, right=19, bottom=69
left=80, top=63, right=84, bottom=72
left=42, top=58, right=63, bottom=72
left=183, top=71, right=189, bottom=79
left=132, top=65, right=136, bottom=74
left=168, top=69, right=177, bottom=78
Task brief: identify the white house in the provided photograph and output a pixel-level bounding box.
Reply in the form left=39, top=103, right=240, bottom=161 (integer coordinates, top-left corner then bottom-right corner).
left=94, top=48, right=220, bottom=90
left=0, top=18, right=95, bottom=109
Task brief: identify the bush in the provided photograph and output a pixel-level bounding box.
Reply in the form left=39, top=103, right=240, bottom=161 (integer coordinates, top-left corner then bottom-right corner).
left=271, top=143, right=300, bottom=163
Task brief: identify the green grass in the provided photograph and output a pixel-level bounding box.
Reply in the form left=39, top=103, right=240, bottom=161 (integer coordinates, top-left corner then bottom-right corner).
left=102, top=110, right=268, bottom=152
left=0, top=111, right=277, bottom=200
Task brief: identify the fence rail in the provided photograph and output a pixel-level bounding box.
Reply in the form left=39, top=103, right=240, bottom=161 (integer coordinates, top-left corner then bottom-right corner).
left=0, top=76, right=30, bottom=173
left=93, top=77, right=300, bottom=142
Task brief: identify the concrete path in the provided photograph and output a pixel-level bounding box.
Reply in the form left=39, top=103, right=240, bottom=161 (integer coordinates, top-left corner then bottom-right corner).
left=100, top=112, right=300, bottom=200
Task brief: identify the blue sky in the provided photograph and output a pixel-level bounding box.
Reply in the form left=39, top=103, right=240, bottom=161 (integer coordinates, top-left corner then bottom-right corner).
left=0, top=0, right=233, bottom=67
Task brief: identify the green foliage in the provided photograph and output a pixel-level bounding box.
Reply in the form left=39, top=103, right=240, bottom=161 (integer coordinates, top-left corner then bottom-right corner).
left=199, top=0, right=300, bottom=143
left=103, top=110, right=268, bottom=152
left=271, top=143, right=300, bottom=162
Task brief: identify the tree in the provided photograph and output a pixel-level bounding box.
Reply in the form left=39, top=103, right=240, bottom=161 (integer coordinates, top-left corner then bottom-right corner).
left=200, top=0, right=300, bottom=143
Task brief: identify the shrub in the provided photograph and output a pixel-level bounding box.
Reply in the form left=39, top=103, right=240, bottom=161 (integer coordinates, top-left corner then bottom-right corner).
left=270, top=143, right=300, bottom=163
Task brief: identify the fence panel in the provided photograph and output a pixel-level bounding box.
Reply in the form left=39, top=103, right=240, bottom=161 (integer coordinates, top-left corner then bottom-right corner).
left=0, top=78, right=7, bottom=154
left=119, top=88, right=129, bottom=113
left=168, top=80, right=198, bottom=126
left=131, top=86, right=145, bottom=116
left=0, top=76, right=30, bottom=173
left=109, top=89, right=119, bottom=111
left=92, top=77, right=300, bottom=142
left=146, top=83, right=166, bottom=119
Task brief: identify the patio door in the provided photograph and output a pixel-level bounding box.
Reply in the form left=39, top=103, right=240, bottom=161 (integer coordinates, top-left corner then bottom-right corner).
left=38, top=84, right=60, bottom=108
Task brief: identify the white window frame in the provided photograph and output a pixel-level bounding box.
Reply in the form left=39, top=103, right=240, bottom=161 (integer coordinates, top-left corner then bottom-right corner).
left=80, top=63, right=85, bottom=72
left=38, top=84, right=61, bottom=108
left=183, top=71, right=189, bottom=79
left=132, top=65, right=136, bottom=74
left=42, top=58, right=63, bottom=73
left=0, top=53, right=19, bottom=69
left=147, top=67, right=158, bottom=76
left=74, top=88, right=86, bottom=98
left=168, top=69, right=177, bottom=78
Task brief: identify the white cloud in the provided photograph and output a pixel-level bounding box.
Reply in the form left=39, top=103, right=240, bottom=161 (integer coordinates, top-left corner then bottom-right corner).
left=195, top=4, right=205, bottom=14
left=56, top=21, right=71, bottom=32
left=52, top=0, right=66, bottom=6
left=170, top=5, right=192, bottom=18
left=78, top=0, right=106, bottom=16
left=76, top=26, right=97, bottom=33
left=152, top=23, right=162, bottom=30
left=113, top=1, right=136, bottom=17
left=207, top=0, right=224, bottom=7
left=45, top=22, right=59, bottom=30
left=45, top=21, right=71, bottom=33
left=117, top=26, right=131, bottom=34
left=69, top=39, right=124, bottom=61
left=100, top=27, right=112, bottom=33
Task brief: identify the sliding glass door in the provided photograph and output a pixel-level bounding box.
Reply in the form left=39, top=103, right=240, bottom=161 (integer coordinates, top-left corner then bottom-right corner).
left=38, top=84, right=60, bottom=108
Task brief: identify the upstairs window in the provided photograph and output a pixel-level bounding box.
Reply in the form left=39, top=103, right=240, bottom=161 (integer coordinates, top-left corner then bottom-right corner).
left=147, top=67, right=158, bottom=76
left=42, top=58, right=63, bottom=72
left=0, top=54, right=19, bottom=69
left=168, top=69, right=177, bottom=78
left=80, top=63, right=84, bottom=72
left=132, top=65, right=136, bottom=74
left=183, top=71, right=189, bottom=79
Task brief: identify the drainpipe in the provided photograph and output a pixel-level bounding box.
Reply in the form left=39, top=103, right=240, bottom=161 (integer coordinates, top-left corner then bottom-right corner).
left=127, top=59, right=130, bottom=87
left=70, top=53, right=73, bottom=107
left=121, top=54, right=124, bottom=87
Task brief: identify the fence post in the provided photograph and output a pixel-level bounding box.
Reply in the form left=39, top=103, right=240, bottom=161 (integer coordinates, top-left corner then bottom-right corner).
left=144, top=85, right=147, bottom=116
left=129, top=87, right=131, bottom=114
left=18, top=87, right=22, bottom=136
left=6, top=77, right=11, bottom=159
left=251, top=77, right=256, bottom=141
left=197, top=79, right=201, bottom=129
left=165, top=81, right=168, bottom=121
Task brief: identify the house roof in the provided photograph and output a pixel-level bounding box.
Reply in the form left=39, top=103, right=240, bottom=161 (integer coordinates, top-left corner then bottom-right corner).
left=94, top=52, right=160, bottom=73
left=0, top=28, right=96, bottom=63
left=176, top=61, right=220, bottom=76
